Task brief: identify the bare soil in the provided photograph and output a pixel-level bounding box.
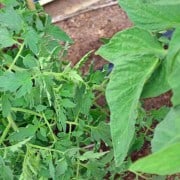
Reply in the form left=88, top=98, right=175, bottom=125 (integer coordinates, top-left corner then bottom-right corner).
left=44, top=0, right=132, bottom=70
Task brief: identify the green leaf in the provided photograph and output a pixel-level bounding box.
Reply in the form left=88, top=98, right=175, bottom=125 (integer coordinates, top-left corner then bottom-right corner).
left=0, top=7, right=23, bottom=32
left=8, top=125, right=37, bottom=142
left=1, top=0, right=19, bottom=6
left=105, top=56, right=158, bottom=165
left=0, top=28, right=15, bottom=48
left=96, top=27, right=161, bottom=165
left=150, top=106, right=169, bottom=122
left=56, top=159, right=68, bottom=176
left=23, top=27, right=39, bottom=54
left=2, top=138, right=32, bottom=152
left=49, top=160, right=55, bottom=180
left=62, top=98, right=76, bottom=108
left=167, top=28, right=180, bottom=106
left=129, top=143, right=180, bottom=175
left=74, top=50, right=93, bottom=69
left=46, top=25, right=73, bottom=43
left=0, top=156, right=13, bottom=180
left=23, top=54, right=37, bottom=68
left=0, top=71, right=32, bottom=97
left=80, top=91, right=94, bottom=115
left=151, top=107, right=180, bottom=152
left=96, top=27, right=165, bottom=64
left=79, top=151, right=108, bottom=161
left=1, top=94, right=11, bottom=117
left=141, top=60, right=170, bottom=98
left=91, top=122, right=111, bottom=146
left=118, top=0, right=180, bottom=31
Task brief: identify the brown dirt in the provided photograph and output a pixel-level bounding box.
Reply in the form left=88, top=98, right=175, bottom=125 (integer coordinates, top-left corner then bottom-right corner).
left=44, top=0, right=132, bottom=70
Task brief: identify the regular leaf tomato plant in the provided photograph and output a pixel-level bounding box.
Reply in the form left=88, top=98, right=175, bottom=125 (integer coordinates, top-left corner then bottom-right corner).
left=96, top=0, right=180, bottom=176
left=0, top=1, right=116, bottom=179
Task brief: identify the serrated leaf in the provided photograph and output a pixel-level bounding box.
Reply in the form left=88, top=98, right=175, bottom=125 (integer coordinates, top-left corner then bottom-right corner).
left=1, top=94, right=11, bottom=117
left=118, top=0, right=180, bottom=31
left=150, top=106, right=169, bottom=122
left=80, top=91, right=94, bottom=115
left=0, top=71, right=32, bottom=97
left=23, top=54, right=37, bottom=68
left=8, top=125, right=37, bottom=142
left=151, top=107, right=180, bottom=152
left=56, top=159, right=68, bottom=176
left=62, top=98, right=76, bottom=108
left=49, top=160, right=55, bottom=180
left=4, top=138, right=32, bottom=152
left=91, top=122, right=111, bottom=146
left=68, top=70, right=83, bottom=83
left=0, top=156, right=13, bottom=180
left=24, top=27, right=39, bottom=54
left=46, top=25, right=73, bottom=43
left=96, top=27, right=161, bottom=165
left=0, top=7, right=22, bottom=32
left=141, top=60, right=170, bottom=98
left=79, top=151, right=108, bottom=161
left=129, top=143, right=180, bottom=175
left=0, top=28, right=15, bottom=48
left=74, top=50, right=93, bottom=69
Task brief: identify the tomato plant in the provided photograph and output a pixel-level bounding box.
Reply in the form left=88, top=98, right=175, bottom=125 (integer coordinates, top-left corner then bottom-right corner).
left=96, top=0, right=180, bottom=176
left=0, top=1, right=116, bottom=179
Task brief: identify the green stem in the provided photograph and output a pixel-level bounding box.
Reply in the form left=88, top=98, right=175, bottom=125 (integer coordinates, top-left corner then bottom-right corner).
left=93, top=102, right=109, bottom=117
left=28, top=143, right=64, bottom=154
left=42, top=113, right=57, bottom=143
left=76, top=160, right=80, bottom=179
left=12, top=107, right=42, bottom=118
left=131, top=170, right=148, bottom=180
left=8, top=43, right=25, bottom=71
left=0, top=122, right=11, bottom=145
left=66, top=121, right=78, bottom=126
left=7, top=115, right=18, bottom=131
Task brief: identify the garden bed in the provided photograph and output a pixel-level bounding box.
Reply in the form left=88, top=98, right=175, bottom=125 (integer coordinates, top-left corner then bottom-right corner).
left=0, top=0, right=179, bottom=179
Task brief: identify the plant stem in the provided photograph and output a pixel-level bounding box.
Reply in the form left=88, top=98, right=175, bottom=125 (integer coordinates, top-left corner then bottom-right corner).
left=0, top=122, right=11, bottom=145
left=12, top=107, right=42, bottom=117
left=42, top=113, right=57, bottom=143
left=76, top=160, right=80, bottom=179
left=7, top=115, right=18, bottom=131
left=8, top=43, right=25, bottom=71
left=28, top=143, right=64, bottom=154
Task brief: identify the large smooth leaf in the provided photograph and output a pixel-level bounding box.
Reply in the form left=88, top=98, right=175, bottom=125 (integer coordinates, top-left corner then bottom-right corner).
left=167, top=28, right=180, bottom=106
left=141, top=60, right=170, bottom=98
left=105, top=56, right=158, bottom=165
left=96, top=27, right=165, bottom=64
left=129, top=143, right=180, bottom=175
left=118, top=0, right=180, bottom=31
left=151, top=107, right=180, bottom=152
left=96, top=27, right=163, bottom=165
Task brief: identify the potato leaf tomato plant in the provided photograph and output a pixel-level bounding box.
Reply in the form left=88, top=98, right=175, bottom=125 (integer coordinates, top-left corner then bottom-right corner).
left=96, top=0, right=180, bottom=176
